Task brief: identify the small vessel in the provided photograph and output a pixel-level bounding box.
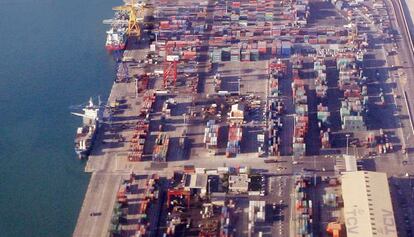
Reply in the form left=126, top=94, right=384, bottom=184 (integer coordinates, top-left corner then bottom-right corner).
left=71, top=98, right=102, bottom=159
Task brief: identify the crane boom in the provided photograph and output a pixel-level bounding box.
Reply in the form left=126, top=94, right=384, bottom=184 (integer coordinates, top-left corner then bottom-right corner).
left=71, top=112, right=98, bottom=120
left=102, top=19, right=128, bottom=25
left=111, top=0, right=152, bottom=37
left=112, top=5, right=141, bottom=36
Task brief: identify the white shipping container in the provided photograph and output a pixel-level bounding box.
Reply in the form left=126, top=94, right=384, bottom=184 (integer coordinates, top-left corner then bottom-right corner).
left=150, top=43, right=156, bottom=52
left=166, top=55, right=180, bottom=62
left=206, top=169, right=218, bottom=175
left=217, top=167, right=229, bottom=173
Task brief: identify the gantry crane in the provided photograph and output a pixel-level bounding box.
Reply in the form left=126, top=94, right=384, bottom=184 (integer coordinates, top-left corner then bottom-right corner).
left=163, top=40, right=200, bottom=87
left=112, top=5, right=142, bottom=37
left=112, top=0, right=151, bottom=37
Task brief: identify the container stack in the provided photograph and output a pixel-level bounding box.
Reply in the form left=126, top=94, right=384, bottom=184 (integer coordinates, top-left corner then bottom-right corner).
left=281, top=41, right=292, bottom=57
left=257, top=133, right=266, bottom=157
left=317, top=104, right=330, bottom=126
left=270, top=78, right=280, bottom=96
left=220, top=205, right=235, bottom=237
left=313, top=58, right=331, bottom=150
left=248, top=200, right=266, bottom=233
left=209, top=48, right=221, bottom=62
left=140, top=90, right=156, bottom=116
left=337, top=55, right=367, bottom=131
left=231, top=46, right=241, bottom=61
left=323, top=192, right=338, bottom=207
left=294, top=176, right=313, bottom=237
left=204, top=120, right=220, bottom=152
left=250, top=49, right=259, bottom=61
left=267, top=59, right=287, bottom=156
left=258, top=41, right=267, bottom=55
left=110, top=175, right=160, bottom=237
left=314, top=59, right=328, bottom=99
left=226, top=124, right=243, bottom=158
left=376, top=129, right=393, bottom=154
left=294, top=0, right=310, bottom=25
left=321, top=130, right=331, bottom=149
left=292, top=78, right=308, bottom=156
left=128, top=120, right=149, bottom=161
left=214, top=73, right=222, bottom=92
left=268, top=117, right=282, bottom=156
left=153, top=133, right=170, bottom=162
left=222, top=47, right=231, bottom=61
left=268, top=97, right=284, bottom=156
left=204, top=0, right=313, bottom=63
left=136, top=74, right=150, bottom=94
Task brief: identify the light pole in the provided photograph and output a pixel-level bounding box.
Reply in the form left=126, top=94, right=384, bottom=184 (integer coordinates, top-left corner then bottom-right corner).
left=238, top=78, right=241, bottom=94
left=208, top=179, right=211, bottom=197
left=313, top=156, right=317, bottom=187
left=346, top=134, right=350, bottom=155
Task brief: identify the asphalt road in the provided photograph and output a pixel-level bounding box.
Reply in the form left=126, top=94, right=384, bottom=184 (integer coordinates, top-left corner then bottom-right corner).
left=387, top=0, right=414, bottom=158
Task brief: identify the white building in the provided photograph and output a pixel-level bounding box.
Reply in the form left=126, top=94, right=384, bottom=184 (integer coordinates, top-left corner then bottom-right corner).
left=341, top=171, right=397, bottom=237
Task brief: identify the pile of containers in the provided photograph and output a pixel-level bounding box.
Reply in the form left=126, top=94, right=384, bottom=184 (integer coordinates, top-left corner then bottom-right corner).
left=337, top=55, right=367, bottom=131
left=323, top=192, right=338, bottom=208
left=220, top=204, right=235, bottom=237
left=206, top=0, right=311, bottom=63
left=314, top=59, right=328, bottom=99
left=317, top=104, right=331, bottom=149
left=226, top=123, right=242, bottom=157
left=204, top=120, right=220, bottom=153
left=128, top=120, right=149, bottom=161
left=294, top=176, right=313, bottom=237
left=153, top=132, right=170, bottom=162
left=292, top=76, right=308, bottom=156
left=376, top=129, right=393, bottom=154
left=314, top=58, right=331, bottom=149
left=110, top=175, right=160, bottom=236
left=140, top=90, right=156, bottom=116
left=248, top=200, right=266, bottom=233
left=267, top=59, right=287, bottom=156
left=268, top=102, right=283, bottom=156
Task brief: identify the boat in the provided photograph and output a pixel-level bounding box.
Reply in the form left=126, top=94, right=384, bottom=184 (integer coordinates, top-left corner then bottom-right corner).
left=105, top=27, right=127, bottom=52
left=71, top=98, right=103, bottom=159
left=104, top=11, right=129, bottom=52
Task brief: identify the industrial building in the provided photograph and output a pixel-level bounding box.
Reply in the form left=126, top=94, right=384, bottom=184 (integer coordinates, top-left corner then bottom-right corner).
left=341, top=171, right=397, bottom=237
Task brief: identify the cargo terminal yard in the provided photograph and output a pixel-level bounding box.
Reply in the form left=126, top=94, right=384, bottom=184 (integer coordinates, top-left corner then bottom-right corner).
left=73, top=0, right=414, bottom=236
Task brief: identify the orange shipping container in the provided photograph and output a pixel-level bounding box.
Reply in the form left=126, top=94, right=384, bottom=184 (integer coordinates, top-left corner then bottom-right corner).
left=182, top=51, right=197, bottom=60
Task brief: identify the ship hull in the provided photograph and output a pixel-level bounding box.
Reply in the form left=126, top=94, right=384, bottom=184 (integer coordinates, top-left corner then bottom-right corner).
left=74, top=123, right=99, bottom=160
left=75, top=149, right=90, bottom=160
left=105, top=43, right=126, bottom=52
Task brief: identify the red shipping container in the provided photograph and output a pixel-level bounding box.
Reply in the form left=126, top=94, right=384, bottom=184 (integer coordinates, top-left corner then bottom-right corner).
left=232, top=2, right=241, bottom=7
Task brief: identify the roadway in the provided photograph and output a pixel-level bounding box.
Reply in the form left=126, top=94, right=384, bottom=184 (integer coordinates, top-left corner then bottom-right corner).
left=387, top=0, right=414, bottom=158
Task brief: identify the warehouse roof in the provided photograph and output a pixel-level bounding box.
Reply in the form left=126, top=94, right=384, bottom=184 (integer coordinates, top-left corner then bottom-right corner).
left=185, top=174, right=208, bottom=189
left=341, top=171, right=397, bottom=237
left=344, top=154, right=357, bottom=172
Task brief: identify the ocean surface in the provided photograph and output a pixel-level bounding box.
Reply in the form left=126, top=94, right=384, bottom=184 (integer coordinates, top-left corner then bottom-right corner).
left=0, top=0, right=117, bottom=236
